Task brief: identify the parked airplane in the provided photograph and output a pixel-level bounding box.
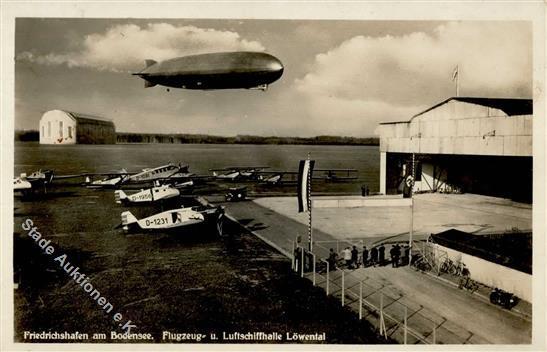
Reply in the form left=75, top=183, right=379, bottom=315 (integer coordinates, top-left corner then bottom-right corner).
left=210, top=166, right=269, bottom=181
left=257, top=171, right=299, bottom=185
left=127, top=163, right=192, bottom=183
left=85, top=170, right=128, bottom=188
left=318, top=169, right=358, bottom=182
left=14, top=169, right=55, bottom=195
left=13, top=177, right=32, bottom=193
left=132, top=51, right=284, bottom=91
left=114, top=181, right=194, bottom=205
left=120, top=205, right=224, bottom=236
left=115, top=184, right=178, bottom=205
left=84, top=163, right=192, bottom=188
left=257, top=168, right=358, bottom=185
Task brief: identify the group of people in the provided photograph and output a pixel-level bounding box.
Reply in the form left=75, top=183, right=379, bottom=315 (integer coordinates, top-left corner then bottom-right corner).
left=326, top=243, right=411, bottom=271
left=388, top=243, right=410, bottom=267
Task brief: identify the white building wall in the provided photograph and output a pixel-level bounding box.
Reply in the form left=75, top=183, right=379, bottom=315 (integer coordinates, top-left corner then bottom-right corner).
left=413, top=162, right=460, bottom=193
left=379, top=152, right=386, bottom=195
left=376, top=100, right=532, bottom=157
left=39, top=110, right=77, bottom=145
left=431, top=243, right=531, bottom=302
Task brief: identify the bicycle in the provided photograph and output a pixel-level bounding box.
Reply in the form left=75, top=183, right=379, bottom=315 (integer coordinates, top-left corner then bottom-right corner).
left=440, top=258, right=458, bottom=275
left=411, top=254, right=432, bottom=272
left=458, top=276, right=479, bottom=293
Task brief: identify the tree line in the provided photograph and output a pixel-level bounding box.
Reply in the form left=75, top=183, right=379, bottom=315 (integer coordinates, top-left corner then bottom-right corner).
left=15, top=130, right=379, bottom=146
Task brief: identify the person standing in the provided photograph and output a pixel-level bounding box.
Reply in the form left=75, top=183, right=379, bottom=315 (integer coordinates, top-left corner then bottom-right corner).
left=294, top=246, right=302, bottom=272
left=390, top=245, right=396, bottom=267
left=351, top=245, right=359, bottom=269
left=362, top=246, right=369, bottom=267
left=327, top=248, right=338, bottom=271
left=378, top=244, right=386, bottom=266
left=342, top=247, right=352, bottom=268
left=393, top=244, right=401, bottom=268
left=370, top=246, right=378, bottom=267
left=403, top=245, right=410, bottom=266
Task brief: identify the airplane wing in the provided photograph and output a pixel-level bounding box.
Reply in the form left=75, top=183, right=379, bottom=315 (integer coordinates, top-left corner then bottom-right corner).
left=315, top=168, right=358, bottom=172
left=314, top=168, right=358, bottom=181
left=222, top=166, right=270, bottom=171
left=82, top=171, right=134, bottom=176
left=256, top=170, right=298, bottom=175
left=209, top=166, right=270, bottom=171
left=255, top=170, right=299, bottom=185
left=156, top=174, right=213, bottom=183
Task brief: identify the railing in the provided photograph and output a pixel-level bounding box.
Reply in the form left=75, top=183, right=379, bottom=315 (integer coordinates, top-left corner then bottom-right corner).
left=292, top=245, right=481, bottom=344
left=413, top=240, right=442, bottom=275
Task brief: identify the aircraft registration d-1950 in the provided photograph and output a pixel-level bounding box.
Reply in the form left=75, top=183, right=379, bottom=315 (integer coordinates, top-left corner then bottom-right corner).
left=114, top=181, right=194, bottom=205
left=120, top=205, right=224, bottom=236
left=132, top=51, right=284, bottom=91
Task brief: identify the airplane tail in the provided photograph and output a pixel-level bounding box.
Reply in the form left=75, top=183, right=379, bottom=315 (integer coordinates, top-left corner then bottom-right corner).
left=121, top=211, right=138, bottom=231
left=114, top=190, right=127, bottom=204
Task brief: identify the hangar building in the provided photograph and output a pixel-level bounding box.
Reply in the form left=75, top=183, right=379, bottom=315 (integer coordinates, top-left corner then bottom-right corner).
left=375, top=97, right=533, bottom=202
left=39, top=110, right=116, bottom=145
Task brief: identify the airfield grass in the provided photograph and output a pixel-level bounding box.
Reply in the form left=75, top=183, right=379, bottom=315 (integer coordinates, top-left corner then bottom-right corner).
left=14, top=213, right=389, bottom=344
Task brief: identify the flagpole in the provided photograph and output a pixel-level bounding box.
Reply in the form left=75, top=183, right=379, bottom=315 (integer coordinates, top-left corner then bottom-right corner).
left=408, top=153, right=415, bottom=267
left=452, top=65, right=460, bottom=97
left=456, top=68, right=460, bottom=97
left=307, top=152, right=313, bottom=252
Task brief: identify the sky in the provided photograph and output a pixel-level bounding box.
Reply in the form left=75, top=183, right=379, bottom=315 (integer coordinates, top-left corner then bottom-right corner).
left=14, top=19, right=532, bottom=137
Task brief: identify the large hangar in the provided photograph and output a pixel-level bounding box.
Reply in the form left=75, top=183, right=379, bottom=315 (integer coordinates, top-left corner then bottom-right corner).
left=375, top=97, right=533, bottom=202
left=39, top=110, right=116, bottom=145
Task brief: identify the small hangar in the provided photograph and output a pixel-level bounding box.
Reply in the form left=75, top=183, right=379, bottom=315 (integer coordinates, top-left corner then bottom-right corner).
left=39, top=110, right=116, bottom=145
left=375, top=97, right=533, bottom=202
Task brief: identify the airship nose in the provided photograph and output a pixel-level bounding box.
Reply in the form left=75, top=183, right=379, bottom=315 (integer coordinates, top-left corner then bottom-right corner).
left=267, top=58, right=284, bottom=73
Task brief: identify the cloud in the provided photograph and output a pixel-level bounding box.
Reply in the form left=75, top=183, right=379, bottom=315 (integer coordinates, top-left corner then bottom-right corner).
left=293, top=21, right=532, bottom=131
left=16, top=23, right=265, bottom=72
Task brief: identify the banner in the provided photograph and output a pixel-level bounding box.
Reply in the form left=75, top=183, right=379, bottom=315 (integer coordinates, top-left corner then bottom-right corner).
left=297, top=159, right=315, bottom=212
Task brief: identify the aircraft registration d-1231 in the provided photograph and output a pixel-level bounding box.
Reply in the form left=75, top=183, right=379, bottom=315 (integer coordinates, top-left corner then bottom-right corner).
left=132, top=51, right=284, bottom=91
left=120, top=206, right=225, bottom=236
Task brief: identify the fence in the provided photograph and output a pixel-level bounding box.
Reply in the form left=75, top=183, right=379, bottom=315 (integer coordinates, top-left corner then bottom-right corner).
left=292, top=244, right=484, bottom=344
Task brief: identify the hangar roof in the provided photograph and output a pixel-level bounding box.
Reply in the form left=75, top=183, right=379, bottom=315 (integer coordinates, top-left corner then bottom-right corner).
left=413, top=97, right=532, bottom=119
left=376, top=97, right=532, bottom=156
left=379, top=97, right=532, bottom=125
left=65, top=111, right=114, bottom=126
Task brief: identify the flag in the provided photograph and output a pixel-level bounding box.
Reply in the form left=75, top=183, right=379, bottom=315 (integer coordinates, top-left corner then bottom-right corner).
left=297, top=159, right=315, bottom=212
left=452, top=65, right=459, bottom=82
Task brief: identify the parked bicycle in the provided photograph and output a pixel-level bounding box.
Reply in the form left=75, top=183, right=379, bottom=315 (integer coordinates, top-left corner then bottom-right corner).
left=440, top=258, right=462, bottom=276
left=458, top=276, right=479, bottom=293
left=411, top=254, right=432, bottom=272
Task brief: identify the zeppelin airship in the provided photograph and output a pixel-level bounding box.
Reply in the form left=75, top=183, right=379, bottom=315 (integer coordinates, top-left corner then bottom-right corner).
left=132, top=51, right=284, bottom=91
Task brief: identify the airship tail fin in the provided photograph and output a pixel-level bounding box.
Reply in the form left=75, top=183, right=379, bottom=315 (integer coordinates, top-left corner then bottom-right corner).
left=144, top=59, right=157, bottom=68
left=144, top=80, right=157, bottom=88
